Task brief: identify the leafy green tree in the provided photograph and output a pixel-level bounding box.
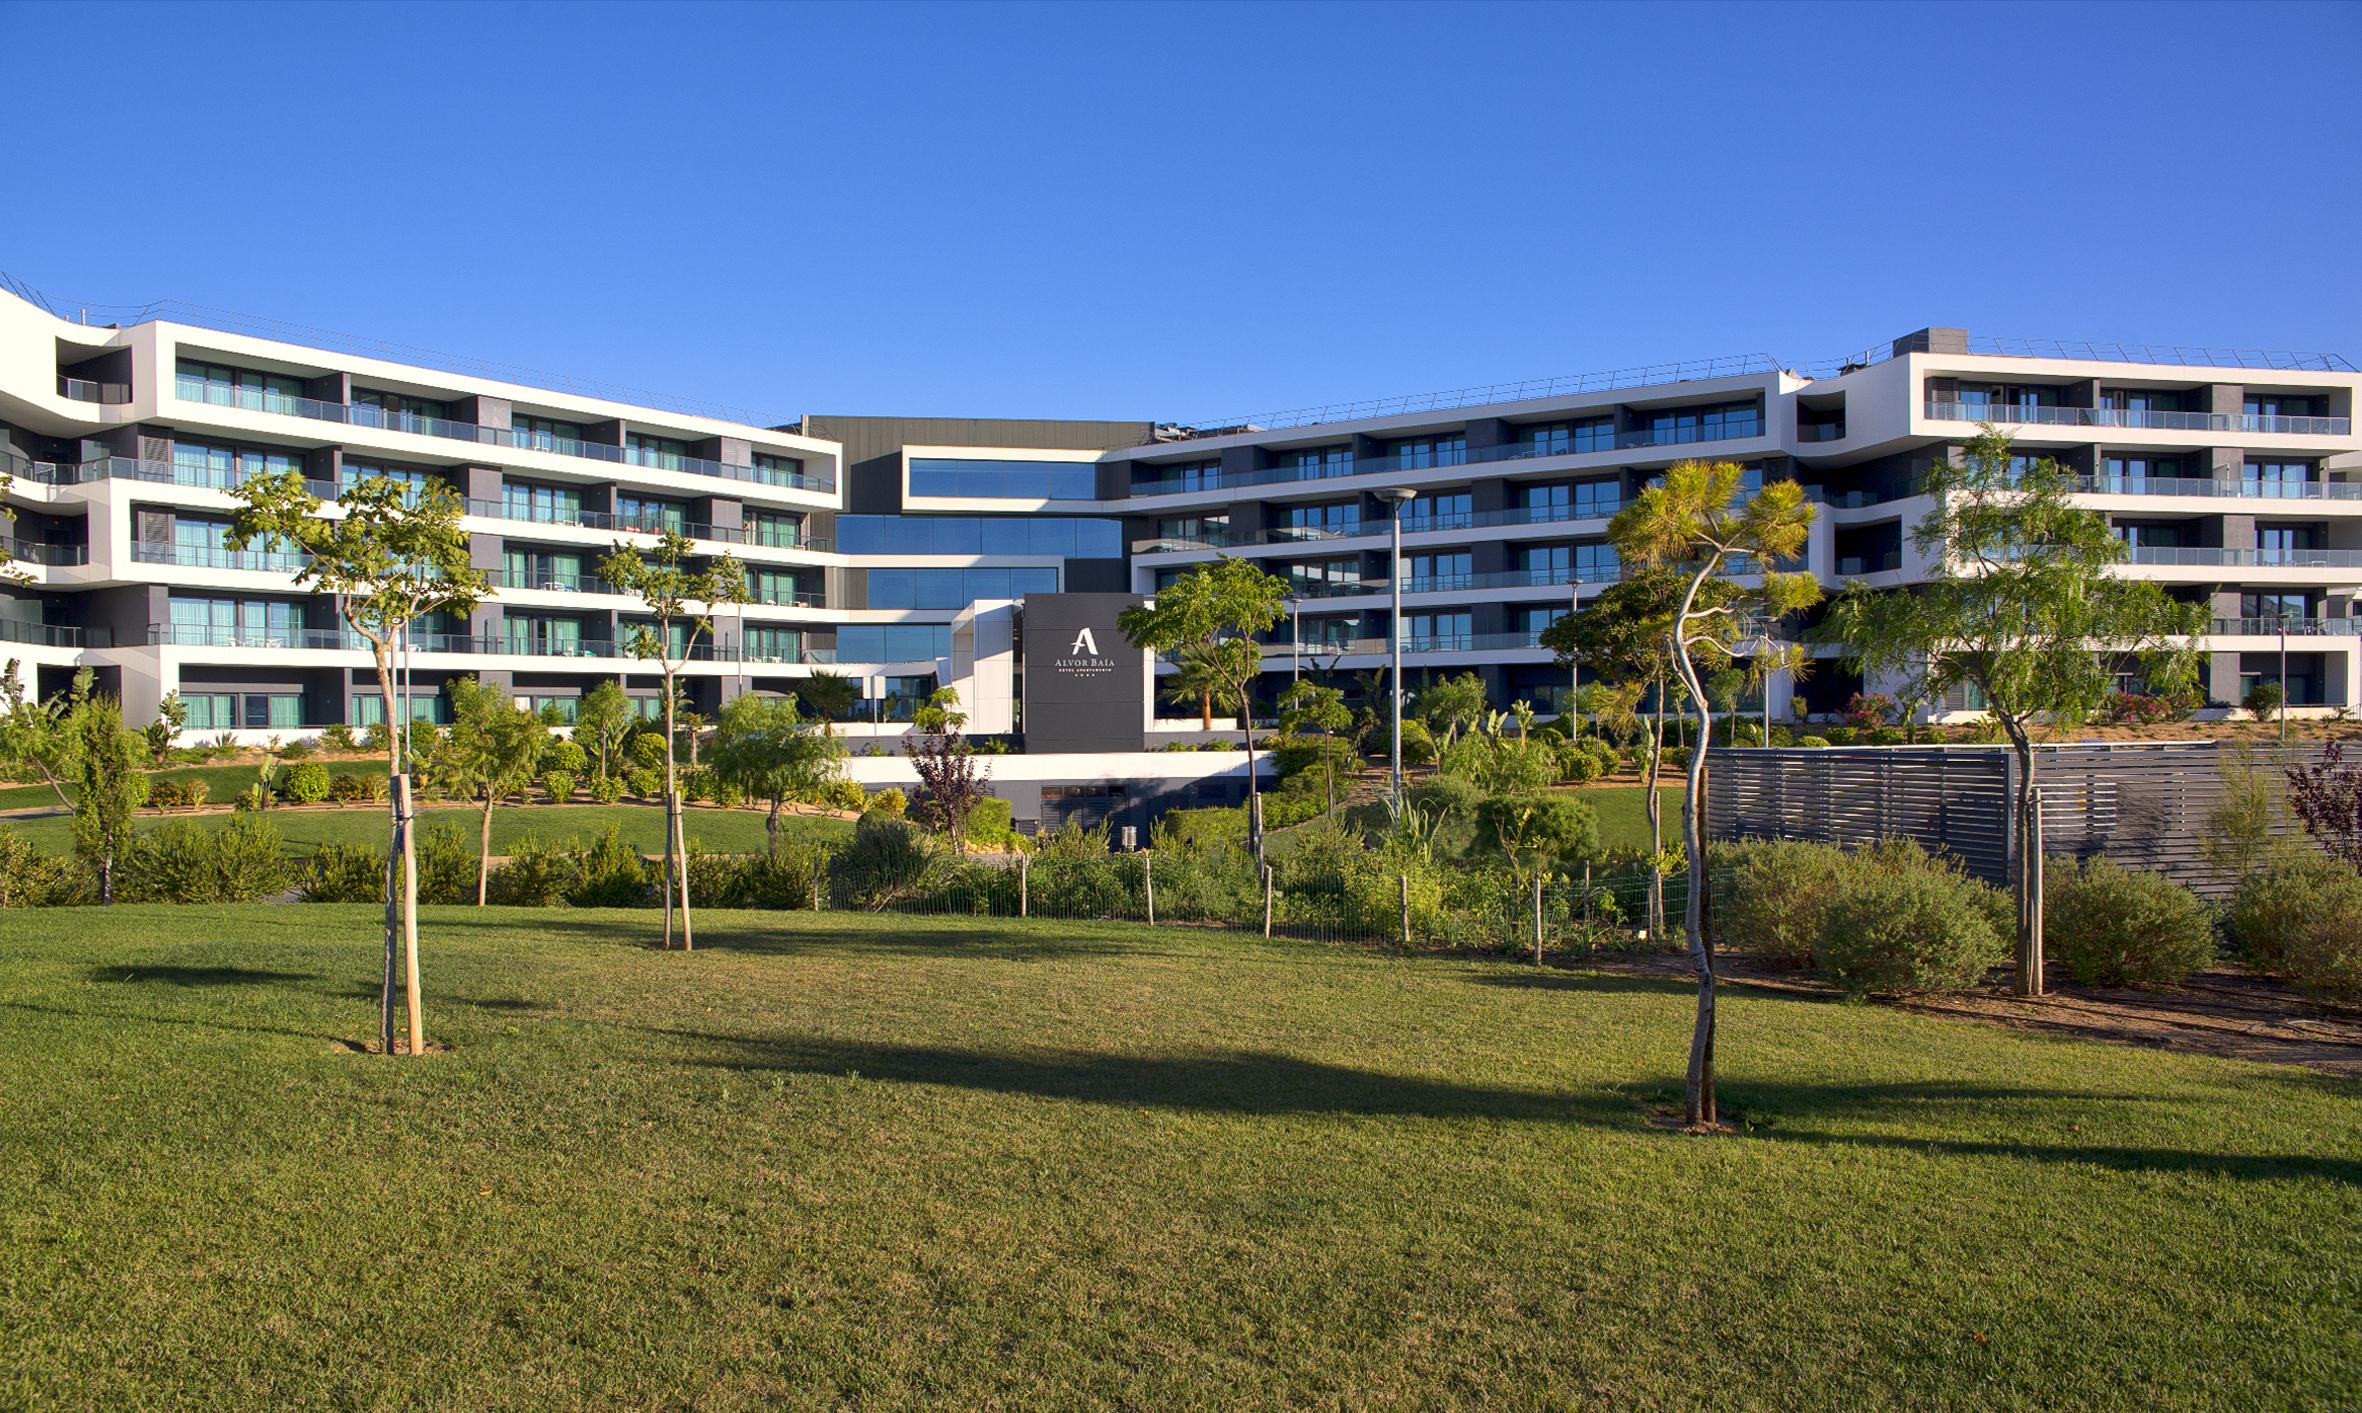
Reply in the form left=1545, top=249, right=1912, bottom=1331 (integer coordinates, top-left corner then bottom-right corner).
left=0, top=661, right=84, bottom=810
left=1609, top=458, right=1820, bottom=1128
left=1278, top=679, right=1354, bottom=813
left=1706, top=668, right=1747, bottom=747
left=1476, top=792, right=1599, bottom=891
left=1415, top=671, right=1489, bottom=749
left=602, top=530, right=748, bottom=951
left=1823, top=428, right=2204, bottom=998
left=908, top=687, right=990, bottom=842
left=71, top=691, right=143, bottom=905
left=144, top=691, right=188, bottom=765
left=1119, top=557, right=1290, bottom=858
left=434, top=676, right=550, bottom=905
left=226, top=471, right=487, bottom=1057
left=574, top=680, right=632, bottom=783
left=710, top=692, right=843, bottom=858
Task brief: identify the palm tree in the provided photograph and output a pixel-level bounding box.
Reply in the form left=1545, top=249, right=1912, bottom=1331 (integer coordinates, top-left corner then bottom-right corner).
left=1163, top=641, right=1235, bottom=730
left=797, top=670, right=860, bottom=734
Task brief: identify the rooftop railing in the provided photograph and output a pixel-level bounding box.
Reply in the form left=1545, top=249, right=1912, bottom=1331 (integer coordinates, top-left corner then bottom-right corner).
left=1125, top=417, right=1764, bottom=497
left=174, top=376, right=836, bottom=493
left=1924, top=400, right=2349, bottom=436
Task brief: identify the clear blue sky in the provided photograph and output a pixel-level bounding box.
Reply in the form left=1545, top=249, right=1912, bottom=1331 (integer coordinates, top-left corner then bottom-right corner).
left=8, top=0, right=2358, bottom=425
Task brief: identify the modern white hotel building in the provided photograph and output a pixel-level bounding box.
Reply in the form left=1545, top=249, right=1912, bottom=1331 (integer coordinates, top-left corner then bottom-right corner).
left=4, top=284, right=2358, bottom=761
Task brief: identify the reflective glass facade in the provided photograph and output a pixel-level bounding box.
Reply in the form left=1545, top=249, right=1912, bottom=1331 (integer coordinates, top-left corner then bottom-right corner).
left=837, top=515, right=1119, bottom=558
left=909, top=457, right=1096, bottom=499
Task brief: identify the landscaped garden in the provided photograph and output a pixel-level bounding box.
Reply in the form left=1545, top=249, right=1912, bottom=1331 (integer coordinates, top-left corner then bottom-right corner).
left=2, top=904, right=2356, bottom=1408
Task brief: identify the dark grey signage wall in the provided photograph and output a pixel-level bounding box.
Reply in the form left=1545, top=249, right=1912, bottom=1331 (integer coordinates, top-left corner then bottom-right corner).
left=1020, top=592, right=1146, bottom=753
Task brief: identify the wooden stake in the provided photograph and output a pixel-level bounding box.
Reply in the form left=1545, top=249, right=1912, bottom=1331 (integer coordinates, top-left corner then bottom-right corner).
left=396, top=774, right=423, bottom=1056
left=1143, top=851, right=1155, bottom=927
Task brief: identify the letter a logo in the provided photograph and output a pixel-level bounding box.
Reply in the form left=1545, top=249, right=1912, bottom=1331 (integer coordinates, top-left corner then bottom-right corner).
left=1070, top=627, right=1099, bottom=656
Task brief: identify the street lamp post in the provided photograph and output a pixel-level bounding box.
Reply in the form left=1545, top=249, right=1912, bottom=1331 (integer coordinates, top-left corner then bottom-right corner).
left=1567, top=578, right=1581, bottom=738
left=2279, top=625, right=2289, bottom=746
left=1375, top=487, right=1418, bottom=805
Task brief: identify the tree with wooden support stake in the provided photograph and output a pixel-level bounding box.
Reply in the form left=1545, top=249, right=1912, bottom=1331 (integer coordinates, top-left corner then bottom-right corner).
left=1607, top=458, right=1821, bottom=1129
left=1822, top=428, right=2203, bottom=1002
left=602, top=530, right=747, bottom=952
left=225, top=471, right=488, bottom=1056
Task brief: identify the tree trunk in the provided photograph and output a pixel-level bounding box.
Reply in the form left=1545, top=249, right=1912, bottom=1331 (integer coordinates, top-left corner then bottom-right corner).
left=396, top=771, right=422, bottom=1056
left=1240, top=677, right=1264, bottom=864
left=477, top=793, right=493, bottom=906
left=1665, top=589, right=1719, bottom=1129
left=1200, top=692, right=1212, bottom=731
left=667, top=673, right=693, bottom=952
left=660, top=678, right=677, bottom=951
left=375, top=649, right=399, bottom=1057
left=2012, top=731, right=2044, bottom=998
left=1643, top=715, right=1665, bottom=939
left=766, top=800, right=781, bottom=859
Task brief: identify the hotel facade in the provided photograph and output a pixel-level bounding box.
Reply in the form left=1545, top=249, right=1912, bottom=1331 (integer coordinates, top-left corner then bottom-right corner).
left=3, top=286, right=2357, bottom=750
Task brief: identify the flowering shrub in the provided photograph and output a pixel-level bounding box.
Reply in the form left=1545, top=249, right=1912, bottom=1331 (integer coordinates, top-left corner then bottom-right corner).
left=2101, top=691, right=2190, bottom=726
left=1842, top=692, right=1897, bottom=731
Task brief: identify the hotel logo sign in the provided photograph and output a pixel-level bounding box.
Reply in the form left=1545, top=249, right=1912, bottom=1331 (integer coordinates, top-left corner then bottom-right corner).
left=1057, top=625, right=1115, bottom=678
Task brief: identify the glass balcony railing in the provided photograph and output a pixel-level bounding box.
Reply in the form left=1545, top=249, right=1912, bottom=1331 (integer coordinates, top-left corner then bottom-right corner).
left=2207, top=617, right=2360, bottom=636
left=133, top=541, right=311, bottom=573
left=2121, top=546, right=2362, bottom=569
left=1797, top=422, right=1847, bottom=443
left=1925, top=400, right=2350, bottom=436
left=57, top=374, right=131, bottom=404
left=2073, top=475, right=2362, bottom=501
left=1, top=539, right=89, bottom=566
left=486, top=568, right=620, bottom=595
left=174, top=376, right=837, bottom=493
left=0, top=618, right=99, bottom=648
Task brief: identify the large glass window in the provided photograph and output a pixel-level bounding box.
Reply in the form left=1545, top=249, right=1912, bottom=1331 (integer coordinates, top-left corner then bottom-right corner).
left=1521, top=418, right=1613, bottom=456
left=503, top=549, right=587, bottom=591
left=742, top=625, right=804, bottom=662
left=171, top=441, right=304, bottom=491
left=750, top=568, right=813, bottom=606
left=834, top=516, right=1120, bottom=558
left=1401, top=491, right=1472, bottom=531
left=175, top=360, right=304, bottom=414
left=1134, top=458, right=1220, bottom=494
left=502, top=481, right=583, bottom=524
left=2245, top=461, right=2316, bottom=497
left=1402, top=611, right=1472, bottom=650
left=350, top=693, right=450, bottom=727
left=1281, top=447, right=1354, bottom=480
left=626, top=433, right=691, bottom=471
left=835, top=623, right=954, bottom=662
left=617, top=494, right=687, bottom=535
left=1276, top=501, right=1361, bottom=541
left=743, top=511, right=806, bottom=549
left=1641, top=400, right=1762, bottom=446
left=1406, top=551, right=1471, bottom=589
left=2099, top=456, right=2184, bottom=491
left=908, top=458, right=1097, bottom=500
left=864, top=566, right=1058, bottom=610
left=2259, top=525, right=2322, bottom=561
left=2246, top=393, right=2326, bottom=419
left=1285, top=559, right=1362, bottom=594
left=2242, top=592, right=2314, bottom=622
left=182, top=691, right=302, bottom=729
left=1520, top=478, right=1619, bottom=520
left=168, top=595, right=306, bottom=647
left=753, top=452, right=805, bottom=487
left=342, top=461, right=437, bottom=502
left=501, top=615, right=590, bottom=655
left=512, top=414, right=585, bottom=452
left=1385, top=435, right=1465, bottom=470
left=351, top=388, right=450, bottom=427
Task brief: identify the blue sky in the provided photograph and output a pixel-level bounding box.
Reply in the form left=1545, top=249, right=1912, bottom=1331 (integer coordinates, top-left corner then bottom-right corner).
left=8, top=0, right=2358, bottom=425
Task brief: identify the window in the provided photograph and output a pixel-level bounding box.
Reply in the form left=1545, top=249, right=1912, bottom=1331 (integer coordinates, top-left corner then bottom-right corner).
left=502, top=481, right=582, bottom=524
left=626, top=433, right=692, bottom=471
left=169, top=595, right=305, bottom=647
left=743, top=511, right=806, bottom=549
left=1276, top=502, right=1361, bottom=540
left=753, top=452, right=805, bottom=487
left=750, top=568, right=812, bottom=606
left=1136, top=458, right=1220, bottom=494
left=501, top=615, right=591, bottom=655
left=1520, top=478, right=1619, bottom=520
left=742, top=626, right=804, bottom=662
left=836, top=623, right=953, bottom=662
left=2242, top=592, right=2313, bottom=623
left=617, top=494, right=686, bottom=535
left=181, top=692, right=302, bottom=730
left=1401, top=611, right=1472, bottom=650
left=1285, top=559, right=1363, bottom=594
left=835, top=516, right=1120, bottom=558
left=176, top=360, right=303, bottom=414
left=908, top=457, right=1097, bottom=500
left=864, top=566, right=1059, bottom=610
left=2258, top=525, right=2322, bottom=562
left=1522, top=418, right=1613, bottom=456
left=2101, top=388, right=2183, bottom=417
left=2246, top=393, right=2326, bottom=419
left=349, top=693, right=450, bottom=727
left=1516, top=544, right=1570, bottom=582
left=512, top=414, right=584, bottom=452
left=351, top=388, right=450, bottom=426
left=1385, top=435, right=1465, bottom=470
left=1153, top=515, right=1229, bottom=548
left=1281, top=447, right=1353, bottom=480
left=1573, top=542, right=1620, bottom=582
left=1640, top=401, right=1762, bottom=446
left=1515, top=605, right=1563, bottom=639
left=504, top=549, right=587, bottom=591
left=1297, top=616, right=1357, bottom=649
left=2100, top=456, right=2184, bottom=490
left=1401, top=492, right=1471, bottom=532
left=342, top=461, right=436, bottom=501
left=1405, top=551, right=1470, bottom=590
left=527, top=695, right=578, bottom=724
left=2112, top=522, right=2190, bottom=549
left=622, top=617, right=693, bottom=657
left=2245, top=461, right=2315, bottom=498
left=171, top=441, right=304, bottom=491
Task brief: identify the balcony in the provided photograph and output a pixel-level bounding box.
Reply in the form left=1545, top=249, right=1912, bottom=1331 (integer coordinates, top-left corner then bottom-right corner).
left=486, top=568, right=620, bottom=595
left=1836, top=553, right=1903, bottom=576
left=1797, top=422, right=1846, bottom=443
left=57, top=374, right=130, bottom=405
left=2073, top=475, right=2362, bottom=501
left=1925, top=400, right=2350, bottom=436
left=0, top=618, right=99, bottom=648
left=2208, top=617, right=2361, bottom=637
left=1, top=538, right=89, bottom=566
left=173, top=376, right=837, bottom=493
left=133, top=541, right=310, bottom=574
left=2122, top=546, right=2362, bottom=569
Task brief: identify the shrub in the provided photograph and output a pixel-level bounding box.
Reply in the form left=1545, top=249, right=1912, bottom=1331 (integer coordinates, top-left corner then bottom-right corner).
left=298, top=842, right=388, bottom=903
left=547, top=739, right=590, bottom=775
left=0, top=827, right=82, bottom=907
left=711, top=778, right=746, bottom=808
left=1815, top=842, right=2007, bottom=997
left=149, top=779, right=185, bottom=810
left=414, top=821, right=476, bottom=905
left=2042, top=856, right=2215, bottom=988
left=630, top=732, right=668, bottom=771
left=321, top=722, right=359, bottom=752
left=2243, top=681, right=2285, bottom=720
left=865, top=786, right=909, bottom=820
left=279, top=761, right=332, bottom=804
left=329, top=773, right=369, bottom=803
left=735, top=842, right=826, bottom=909
left=542, top=770, right=578, bottom=803
left=281, top=736, right=316, bottom=760
left=2225, top=850, right=2362, bottom=971
left=625, top=767, right=663, bottom=800
left=355, top=773, right=390, bottom=804
left=965, top=794, right=1014, bottom=845
left=2285, top=902, right=2362, bottom=1002
left=1819, top=726, right=1858, bottom=746
left=680, top=765, right=714, bottom=804
left=1798, top=735, right=1831, bottom=749
left=1397, top=718, right=1436, bottom=766
left=489, top=835, right=580, bottom=907
left=586, top=774, right=626, bottom=805
left=1843, top=692, right=1897, bottom=730
left=821, top=778, right=866, bottom=812
left=119, top=818, right=291, bottom=904
left=831, top=818, right=933, bottom=909
left=568, top=825, right=650, bottom=907
left=1712, top=839, right=1847, bottom=965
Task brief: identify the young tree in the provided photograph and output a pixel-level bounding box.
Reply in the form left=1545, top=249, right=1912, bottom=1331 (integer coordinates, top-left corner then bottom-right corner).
left=71, top=691, right=144, bottom=904
left=1823, top=428, right=2204, bottom=998
left=225, top=471, right=487, bottom=1057
left=1608, top=458, right=1820, bottom=1128
left=0, top=661, right=85, bottom=810
left=2286, top=739, right=2362, bottom=872
left=143, top=691, right=189, bottom=765
left=1415, top=671, right=1489, bottom=749
left=1543, top=571, right=1729, bottom=938
left=909, top=686, right=990, bottom=843
left=709, top=691, right=842, bottom=857
left=1162, top=641, right=1234, bottom=731
left=602, top=530, right=747, bottom=951
left=1119, top=557, right=1290, bottom=857
left=574, top=679, right=632, bottom=783
left=1278, top=679, right=1354, bottom=813
left=1705, top=668, right=1747, bottom=747
left=1744, top=638, right=1811, bottom=746
left=434, top=676, right=550, bottom=905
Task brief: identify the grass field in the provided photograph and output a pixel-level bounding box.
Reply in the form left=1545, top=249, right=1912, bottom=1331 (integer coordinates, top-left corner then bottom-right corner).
left=0, top=757, right=392, bottom=813
left=0, top=800, right=851, bottom=857
left=2, top=906, right=2354, bottom=1408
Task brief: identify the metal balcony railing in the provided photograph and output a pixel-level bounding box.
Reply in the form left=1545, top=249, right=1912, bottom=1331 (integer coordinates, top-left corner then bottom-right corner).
left=1924, top=400, right=2350, bottom=436
left=174, top=376, right=837, bottom=493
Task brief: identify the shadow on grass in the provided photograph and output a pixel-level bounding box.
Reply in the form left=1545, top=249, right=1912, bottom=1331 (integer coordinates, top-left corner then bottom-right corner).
left=84, top=965, right=322, bottom=988
left=660, top=1029, right=2362, bottom=1186
left=452, top=908, right=1174, bottom=962
left=1468, top=971, right=1695, bottom=998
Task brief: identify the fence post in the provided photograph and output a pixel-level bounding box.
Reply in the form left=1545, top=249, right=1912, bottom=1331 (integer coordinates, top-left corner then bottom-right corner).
left=811, top=856, right=823, bottom=912
left=1144, top=851, right=1155, bottom=926
left=1020, top=854, right=1030, bottom=919
left=1398, top=872, right=1410, bottom=947
left=1262, top=863, right=1273, bottom=938
left=1582, top=861, right=1592, bottom=926
left=1532, top=872, right=1544, bottom=965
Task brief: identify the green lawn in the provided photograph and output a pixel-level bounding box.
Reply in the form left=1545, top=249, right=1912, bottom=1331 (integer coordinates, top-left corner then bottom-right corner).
left=0, top=756, right=391, bottom=813
left=1574, top=781, right=1681, bottom=855
left=0, top=801, right=849, bottom=857
left=2, top=907, right=2354, bottom=1408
